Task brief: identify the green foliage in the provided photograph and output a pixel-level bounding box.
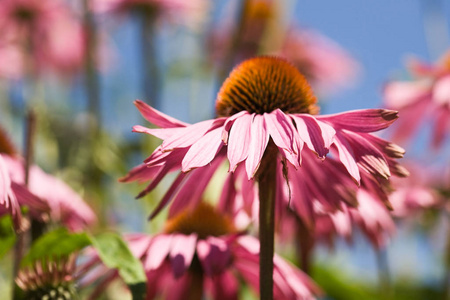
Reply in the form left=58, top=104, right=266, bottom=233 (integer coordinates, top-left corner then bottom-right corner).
left=21, top=228, right=91, bottom=266
left=0, top=215, right=16, bottom=259
left=20, top=229, right=147, bottom=300
left=89, top=232, right=147, bottom=300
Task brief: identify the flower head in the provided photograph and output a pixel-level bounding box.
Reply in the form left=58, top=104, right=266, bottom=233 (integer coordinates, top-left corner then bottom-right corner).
left=384, top=50, right=450, bottom=149
left=124, top=56, right=404, bottom=225
left=84, top=202, right=321, bottom=299
left=16, top=255, right=78, bottom=300
left=0, top=0, right=86, bottom=78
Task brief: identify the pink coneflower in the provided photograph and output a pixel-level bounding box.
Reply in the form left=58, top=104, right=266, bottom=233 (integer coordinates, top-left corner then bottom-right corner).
left=125, top=56, right=403, bottom=218
left=124, top=56, right=404, bottom=298
left=2, top=154, right=96, bottom=232
left=92, top=0, right=206, bottom=25
left=388, top=163, right=443, bottom=218
left=0, top=0, right=85, bottom=78
left=384, top=50, right=450, bottom=148
left=0, top=155, right=23, bottom=230
left=85, top=202, right=321, bottom=300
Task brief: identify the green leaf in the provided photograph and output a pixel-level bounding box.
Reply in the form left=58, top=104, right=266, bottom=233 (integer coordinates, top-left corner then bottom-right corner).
left=21, top=228, right=91, bottom=266
left=0, top=215, right=16, bottom=259
left=90, top=232, right=147, bottom=300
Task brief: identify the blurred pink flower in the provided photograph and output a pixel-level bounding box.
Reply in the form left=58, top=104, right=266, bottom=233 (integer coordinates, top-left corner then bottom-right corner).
left=278, top=28, right=360, bottom=95
left=123, top=57, right=404, bottom=225
left=0, top=155, right=23, bottom=230
left=384, top=51, right=450, bottom=148
left=1, top=154, right=96, bottom=231
left=84, top=203, right=321, bottom=300
left=388, top=163, right=443, bottom=218
left=0, top=0, right=86, bottom=78
left=92, top=0, right=206, bottom=27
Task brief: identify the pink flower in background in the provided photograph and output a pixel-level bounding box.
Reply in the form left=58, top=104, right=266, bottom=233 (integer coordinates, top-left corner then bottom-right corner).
left=0, top=155, right=23, bottom=230
left=389, top=163, right=443, bottom=218
left=279, top=28, right=360, bottom=95
left=92, top=0, right=207, bottom=27
left=0, top=0, right=86, bottom=78
left=84, top=203, right=321, bottom=300
left=1, top=155, right=96, bottom=232
left=123, top=57, right=404, bottom=225
left=384, top=50, right=450, bottom=148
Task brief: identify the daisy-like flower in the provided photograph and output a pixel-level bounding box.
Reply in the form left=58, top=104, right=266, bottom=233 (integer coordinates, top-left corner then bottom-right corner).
left=84, top=202, right=321, bottom=300
left=0, top=155, right=23, bottom=230
left=125, top=56, right=402, bottom=214
left=2, top=155, right=96, bottom=232
left=388, top=163, right=443, bottom=218
left=92, top=0, right=206, bottom=27
left=0, top=0, right=86, bottom=78
left=384, top=50, right=450, bottom=148
left=124, top=56, right=404, bottom=299
left=0, top=126, right=95, bottom=231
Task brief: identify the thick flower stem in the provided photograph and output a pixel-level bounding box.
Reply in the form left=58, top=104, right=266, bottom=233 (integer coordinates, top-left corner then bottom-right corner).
left=296, top=217, right=315, bottom=275
left=257, top=146, right=277, bottom=300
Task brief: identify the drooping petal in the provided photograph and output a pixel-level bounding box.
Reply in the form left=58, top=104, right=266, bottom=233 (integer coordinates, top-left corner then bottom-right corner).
left=134, top=100, right=188, bottom=128
left=196, top=237, right=232, bottom=276
left=221, top=111, right=250, bottom=143
left=169, top=234, right=197, bottom=278
left=245, top=114, right=269, bottom=179
left=432, top=75, right=450, bottom=106
left=162, top=119, right=221, bottom=151
left=264, top=109, right=296, bottom=154
left=144, top=234, right=173, bottom=271
left=227, top=113, right=253, bottom=172
left=132, top=125, right=185, bottom=140
left=206, top=269, right=239, bottom=300
left=318, top=109, right=399, bottom=133
left=332, top=134, right=361, bottom=184
left=292, top=114, right=333, bottom=158
left=181, top=127, right=224, bottom=172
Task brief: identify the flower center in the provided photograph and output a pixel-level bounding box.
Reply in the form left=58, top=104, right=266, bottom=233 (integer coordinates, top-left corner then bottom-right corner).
left=0, top=127, right=17, bottom=156
left=164, top=202, right=236, bottom=239
left=216, top=56, right=318, bottom=117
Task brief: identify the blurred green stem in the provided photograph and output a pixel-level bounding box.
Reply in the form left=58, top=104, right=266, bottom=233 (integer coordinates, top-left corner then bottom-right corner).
left=83, top=0, right=101, bottom=128
left=295, top=217, right=315, bottom=275
left=376, top=248, right=392, bottom=299
left=140, top=11, right=160, bottom=108
left=443, top=214, right=450, bottom=300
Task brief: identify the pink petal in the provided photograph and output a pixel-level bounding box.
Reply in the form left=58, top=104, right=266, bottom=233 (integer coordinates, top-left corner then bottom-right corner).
left=144, top=234, right=173, bottom=271
left=221, top=111, right=250, bottom=143
left=148, top=172, right=187, bottom=220
left=227, top=113, right=253, bottom=172
left=169, top=234, right=197, bottom=278
left=181, top=127, right=224, bottom=172
left=207, top=270, right=239, bottom=300
left=162, top=119, right=220, bottom=151
left=432, top=75, right=450, bottom=106
left=384, top=81, right=430, bottom=108
left=318, top=109, right=399, bottom=133
left=292, top=114, right=334, bottom=158
left=245, top=114, right=270, bottom=179
left=333, top=135, right=361, bottom=184
left=134, top=100, right=188, bottom=128
left=196, top=237, right=232, bottom=276
left=264, top=109, right=296, bottom=154
left=132, top=125, right=185, bottom=140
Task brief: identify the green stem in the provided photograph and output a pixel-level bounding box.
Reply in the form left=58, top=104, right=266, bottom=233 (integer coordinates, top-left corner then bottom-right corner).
left=257, top=145, right=277, bottom=300
left=376, top=248, right=391, bottom=299
left=83, top=0, right=101, bottom=128
left=295, top=217, right=315, bottom=275
left=140, top=11, right=160, bottom=108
